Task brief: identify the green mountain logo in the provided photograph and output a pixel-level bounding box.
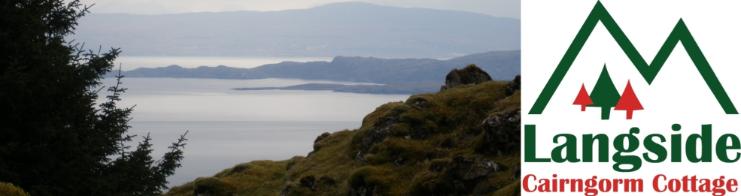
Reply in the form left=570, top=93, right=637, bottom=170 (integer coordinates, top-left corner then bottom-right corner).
left=528, top=1, right=738, bottom=119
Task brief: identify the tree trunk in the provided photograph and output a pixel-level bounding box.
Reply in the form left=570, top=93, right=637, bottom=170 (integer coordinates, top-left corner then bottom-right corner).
left=601, top=107, right=611, bottom=120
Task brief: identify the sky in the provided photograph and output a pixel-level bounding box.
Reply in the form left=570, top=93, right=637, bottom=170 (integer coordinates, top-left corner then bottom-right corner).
left=78, top=0, right=520, bottom=18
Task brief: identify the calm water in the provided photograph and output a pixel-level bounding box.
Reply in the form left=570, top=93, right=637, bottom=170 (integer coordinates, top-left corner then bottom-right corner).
left=115, top=56, right=332, bottom=70
left=102, top=78, right=407, bottom=186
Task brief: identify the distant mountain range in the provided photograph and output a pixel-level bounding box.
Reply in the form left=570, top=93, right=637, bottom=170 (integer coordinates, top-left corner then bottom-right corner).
left=75, top=2, right=519, bottom=58
left=121, top=51, right=519, bottom=94
left=233, top=83, right=441, bottom=95
left=123, top=51, right=519, bottom=82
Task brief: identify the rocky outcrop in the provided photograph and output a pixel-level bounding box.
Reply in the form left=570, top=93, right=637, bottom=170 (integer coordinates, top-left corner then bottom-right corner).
left=313, top=132, right=331, bottom=151
left=440, top=64, right=492, bottom=90
left=477, top=109, right=521, bottom=154
left=448, top=155, right=502, bottom=181
left=410, top=155, right=503, bottom=195
left=506, top=75, right=520, bottom=96
left=353, top=104, right=405, bottom=161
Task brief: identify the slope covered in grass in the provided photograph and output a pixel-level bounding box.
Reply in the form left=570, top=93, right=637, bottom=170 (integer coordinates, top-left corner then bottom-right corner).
left=167, top=66, right=521, bottom=196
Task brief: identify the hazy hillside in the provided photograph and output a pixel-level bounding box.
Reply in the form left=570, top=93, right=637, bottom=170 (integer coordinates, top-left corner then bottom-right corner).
left=74, top=2, right=520, bottom=58
left=166, top=66, right=521, bottom=195
left=122, top=51, right=520, bottom=84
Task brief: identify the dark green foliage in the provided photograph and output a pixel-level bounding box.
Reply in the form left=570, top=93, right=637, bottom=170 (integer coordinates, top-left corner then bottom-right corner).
left=0, top=0, right=186, bottom=195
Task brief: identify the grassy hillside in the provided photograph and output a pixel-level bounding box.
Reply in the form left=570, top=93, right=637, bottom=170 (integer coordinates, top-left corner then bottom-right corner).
left=0, top=182, right=29, bottom=196
left=166, top=67, right=521, bottom=196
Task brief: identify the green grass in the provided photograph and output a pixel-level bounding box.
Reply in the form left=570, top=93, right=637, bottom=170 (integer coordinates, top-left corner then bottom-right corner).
left=166, top=159, right=293, bottom=195
left=0, top=182, right=29, bottom=196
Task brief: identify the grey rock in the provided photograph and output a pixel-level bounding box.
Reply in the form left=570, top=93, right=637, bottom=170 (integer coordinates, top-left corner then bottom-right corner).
left=478, top=109, right=521, bottom=154
left=506, top=75, right=521, bottom=95
left=441, top=64, right=492, bottom=90
left=313, top=132, right=331, bottom=151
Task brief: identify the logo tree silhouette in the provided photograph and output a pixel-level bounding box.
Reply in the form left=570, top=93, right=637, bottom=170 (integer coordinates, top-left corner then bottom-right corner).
left=589, top=65, right=621, bottom=120
left=615, top=80, right=643, bottom=119
left=573, top=83, right=593, bottom=111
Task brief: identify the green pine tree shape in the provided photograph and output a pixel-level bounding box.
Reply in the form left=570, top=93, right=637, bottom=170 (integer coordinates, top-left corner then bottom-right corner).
left=589, top=65, right=621, bottom=120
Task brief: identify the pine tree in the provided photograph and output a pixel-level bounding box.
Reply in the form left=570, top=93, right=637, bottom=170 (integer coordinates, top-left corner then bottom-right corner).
left=573, top=83, right=593, bottom=111
left=615, top=80, right=643, bottom=120
left=0, top=1, right=186, bottom=195
left=589, top=65, right=621, bottom=120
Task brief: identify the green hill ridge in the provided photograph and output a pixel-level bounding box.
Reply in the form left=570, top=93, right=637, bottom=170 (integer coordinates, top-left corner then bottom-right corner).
left=166, top=65, right=521, bottom=196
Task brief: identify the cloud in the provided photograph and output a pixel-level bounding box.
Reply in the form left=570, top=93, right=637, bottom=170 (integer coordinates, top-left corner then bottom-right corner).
left=80, top=0, right=520, bottom=18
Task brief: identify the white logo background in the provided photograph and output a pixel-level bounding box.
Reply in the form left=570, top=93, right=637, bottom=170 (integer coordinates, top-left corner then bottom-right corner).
left=523, top=0, right=741, bottom=195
